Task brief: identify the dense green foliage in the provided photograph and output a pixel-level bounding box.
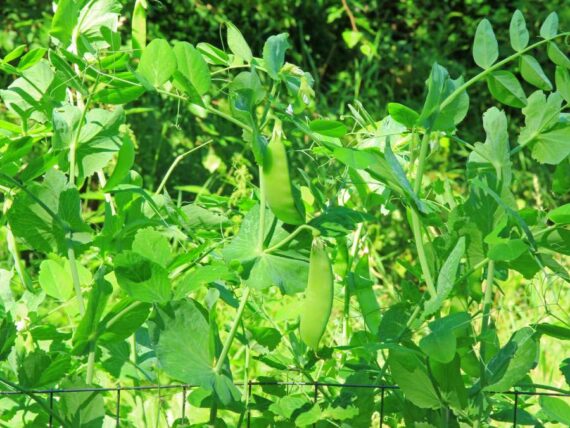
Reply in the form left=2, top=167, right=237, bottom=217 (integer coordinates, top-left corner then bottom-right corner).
left=0, top=0, right=569, bottom=426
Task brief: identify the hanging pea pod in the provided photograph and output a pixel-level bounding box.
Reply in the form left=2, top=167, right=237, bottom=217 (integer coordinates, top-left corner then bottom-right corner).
left=262, top=120, right=305, bottom=225
left=132, top=0, right=147, bottom=58
left=300, top=238, right=334, bottom=350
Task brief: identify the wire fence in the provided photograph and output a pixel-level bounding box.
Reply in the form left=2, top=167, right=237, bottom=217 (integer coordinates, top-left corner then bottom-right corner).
left=0, top=381, right=568, bottom=427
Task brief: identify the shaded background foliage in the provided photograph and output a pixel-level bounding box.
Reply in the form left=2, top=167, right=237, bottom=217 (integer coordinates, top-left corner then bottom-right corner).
left=2, top=0, right=569, bottom=188
left=1, top=0, right=568, bottom=268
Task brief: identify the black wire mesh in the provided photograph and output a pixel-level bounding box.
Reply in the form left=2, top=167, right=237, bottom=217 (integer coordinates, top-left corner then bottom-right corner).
left=0, top=381, right=568, bottom=427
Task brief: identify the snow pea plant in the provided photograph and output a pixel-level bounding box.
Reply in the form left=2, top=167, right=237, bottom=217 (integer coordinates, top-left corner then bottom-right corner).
left=0, top=1, right=568, bottom=426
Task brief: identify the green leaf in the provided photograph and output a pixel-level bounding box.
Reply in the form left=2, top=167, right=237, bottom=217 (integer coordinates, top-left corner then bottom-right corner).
left=173, top=41, right=211, bottom=95
left=509, top=10, right=529, bottom=52
left=8, top=169, right=91, bottom=254
left=540, top=12, right=559, bottom=39
left=0, top=60, right=56, bottom=121
left=388, top=102, right=419, bottom=128
left=3, top=45, right=26, bottom=63
left=18, top=48, right=47, bottom=70
left=39, top=259, right=71, bottom=301
left=555, top=66, right=570, bottom=103
left=223, top=205, right=309, bottom=295
left=59, top=378, right=105, bottom=426
left=420, top=328, right=456, bottom=364
left=114, top=251, right=171, bottom=303
left=132, top=227, right=172, bottom=268
left=18, top=350, right=71, bottom=388
left=94, top=85, right=145, bottom=104
left=487, top=239, right=528, bottom=261
left=547, top=42, right=570, bottom=69
left=263, top=33, right=290, bottom=80
left=269, top=395, right=307, bottom=419
left=0, top=314, right=16, bottom=361
left=197, top=42, right=230, bottom=66
left=534, top=322, right=570, bottom=340
left=418, top=63, right=468, bottom=131
left=295, top=404, right=322, bottom=426
left=137, top=39, right=176, bottom=87
left=540, top=396, right=570, bottom=425
left=150, top=300, right=233, bottom=400
left=98, top=298, right=151, bottom=343
left=72, top=270, right=113, bottom=355
left=430, top=356, right=468, bottom=410
left=388, top=348, right=441, bottom=409
left=473, top=19, right=498, bottom=69
left=309, top=119, right=347, bottom=138
left=519, top=91, right=570, bottom=164
left=547, top=204, right=570, bottom=224
left=226, top=22, right=252, bottom=62
left=487, top=71, right=527, bottom=108
left=351, top=255, right=381, bottom=334
left=520, top=55, right=553, bottom=91
left=484, top=327, right=539, bottom=392
left=423, top=237, right=465, bottom=316
left=50, top=0, right=79, bottom=47
left=52, top=104, right=82, bottom=150
left=49, top=50, right=88, bottom=96
left=468, top=107, right=512, bottom=184
left=532, top=126, right=570, bottom=165
left=174, top=264, right=237, bottom=300
left=561, top=358, right=570, bottom=386
left=420, top=312, right=471, bottom=364
left=104, top=135, right=134, bottom=190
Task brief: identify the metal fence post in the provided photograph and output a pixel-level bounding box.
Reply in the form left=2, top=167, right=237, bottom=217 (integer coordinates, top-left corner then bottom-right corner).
left=181, top=385, right=187, bottom=421
left=512, top=392, right=519, bottom=427
left=380, top=387, right=385, bottom=428
left=115, top=386, right=121, bottom=426
left=49, top=392, right=54, bottom=428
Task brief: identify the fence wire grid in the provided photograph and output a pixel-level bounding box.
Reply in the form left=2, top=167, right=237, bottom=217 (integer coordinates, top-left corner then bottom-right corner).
left=0, top=381, right=568, bottom=427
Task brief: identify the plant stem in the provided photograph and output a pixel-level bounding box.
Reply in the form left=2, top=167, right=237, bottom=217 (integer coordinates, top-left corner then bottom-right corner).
left=86, top=341, right=95, bottom=385
left=214, top=287, right=251, bottom=374
left=410, top=131, right=436, bottom=296
left=264, top=224, right=318, bottom=254
left=155, top=140, right=212, bottom=194
left=257, top=166, right=266, bottom=253
left=205, top=104, right=252, bottom=132
left=67, top=243, right=85, bottom=315
left=97, top=170, right=116, bottom=215
left=480, top=260, right=495, bottom=368
left=476, top=260, right=495, bottom=425
left=440, top=32, right=570, bottom=111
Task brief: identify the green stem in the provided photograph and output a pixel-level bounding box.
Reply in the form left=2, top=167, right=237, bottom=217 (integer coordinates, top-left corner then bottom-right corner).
left=67, top=243, right=85, bottom=315
left=440, top=32, right=570, bottom=111
left=86, top=341, right=95, bottom=385
left=257, top=166, right=266, bottom=253
left=68, top=97, right=89, bottom=187
left=214, top=287, right=251, bottom=374
left=411, top=131, right=436, bottom=296
left=205, top=104, right=252, bottom=132
left=155, top=140, right=212, bottom=194
left=480, top=260, right=495, bottom=368
left=264, top=224, right=318, bottom=254
left=477, top=260, right=495, bottom=425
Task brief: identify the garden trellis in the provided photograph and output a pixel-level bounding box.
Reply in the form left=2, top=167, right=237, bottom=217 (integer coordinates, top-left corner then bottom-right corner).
left=1, top=382, right=569, bottom=426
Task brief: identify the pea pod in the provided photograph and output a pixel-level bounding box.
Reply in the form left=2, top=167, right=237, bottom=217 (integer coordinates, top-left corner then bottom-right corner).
left=300, top=238, right=334, bottom=349
left=262, top=121, right=305, bottom=225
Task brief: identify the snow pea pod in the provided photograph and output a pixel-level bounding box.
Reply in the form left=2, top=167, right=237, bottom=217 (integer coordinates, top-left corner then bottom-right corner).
left=300, top=238, right=334, bottom=349
left=262, top=121, right=305, bottom=225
